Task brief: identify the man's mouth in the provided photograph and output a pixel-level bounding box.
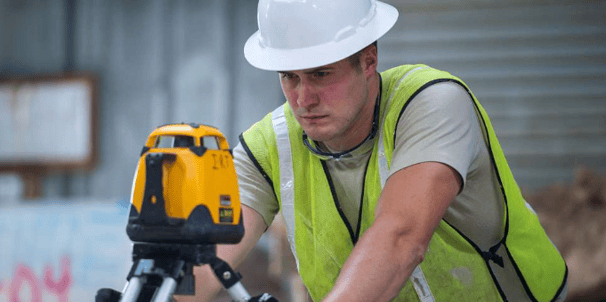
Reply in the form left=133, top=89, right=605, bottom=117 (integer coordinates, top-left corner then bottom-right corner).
left=302, top=115, right=327, bottom=120
left=302, top=115, right=328, bottom=124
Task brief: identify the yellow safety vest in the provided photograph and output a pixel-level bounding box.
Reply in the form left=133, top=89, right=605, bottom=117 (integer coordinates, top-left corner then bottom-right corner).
left=240, top=64, right=567, bottom=301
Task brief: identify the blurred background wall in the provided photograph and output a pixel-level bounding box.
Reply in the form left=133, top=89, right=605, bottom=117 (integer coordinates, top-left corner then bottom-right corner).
left=0, top=0, right=283, bottom=200
left=0, top=0, right=605, bottom=301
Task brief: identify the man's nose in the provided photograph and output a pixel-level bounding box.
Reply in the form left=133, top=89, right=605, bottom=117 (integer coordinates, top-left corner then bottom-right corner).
left=297, top=82, right=319, bottom=108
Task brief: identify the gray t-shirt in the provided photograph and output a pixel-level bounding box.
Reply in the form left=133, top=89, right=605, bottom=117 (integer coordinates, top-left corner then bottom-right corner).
left=234, top=81, right=531, bottom=301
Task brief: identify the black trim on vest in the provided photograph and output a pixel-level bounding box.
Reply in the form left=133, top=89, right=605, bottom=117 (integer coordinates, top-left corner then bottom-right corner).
left=239, top=133, right=277, bottom=201
left=355, top=156, right=372, bottom=242
left=450, top=78, right=536, bottom=301
left=504, top=242, right=568, bottom=302
left=442, top=220, right=509, bottom=301
left=397, top=78, right=512, bottom=300
left=550, top=265, right=569, bottom=302
left=503, top=242, right=538, bottom=302
left=394, top=77, right=567, bottom=302
left=321, top=160, right=357, bottom=245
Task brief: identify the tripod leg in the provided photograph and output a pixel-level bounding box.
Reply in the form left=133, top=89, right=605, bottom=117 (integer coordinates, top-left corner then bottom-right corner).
left=225, top=282, right=252, bottom=302
left=120, top=259, right=155, bottom=302
left=152, top=277, right=178, bottom=302
left=209, top=257, right=251, bottom=302
left=120, top=276, right=144, bottom=302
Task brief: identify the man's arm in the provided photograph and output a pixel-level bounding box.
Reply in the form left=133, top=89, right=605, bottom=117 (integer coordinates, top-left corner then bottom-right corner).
left=323, top=161, right=462, bottom=302
left=174, top=204, right=268, bottom=302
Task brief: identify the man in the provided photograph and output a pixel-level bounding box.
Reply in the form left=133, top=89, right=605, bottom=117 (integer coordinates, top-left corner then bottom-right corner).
left=177, top=0, right=568, bottom=301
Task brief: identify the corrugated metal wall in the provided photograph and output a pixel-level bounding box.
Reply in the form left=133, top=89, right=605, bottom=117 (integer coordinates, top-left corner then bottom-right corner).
left=0, top=0, right=282, bottom=199
left=380, top=0, right=606, bottom=190
left=0, top=0, right=604, bottom=199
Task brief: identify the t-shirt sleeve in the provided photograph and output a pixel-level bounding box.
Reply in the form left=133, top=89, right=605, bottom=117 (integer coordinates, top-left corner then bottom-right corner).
left=389, top=81, right=482, bottom=188
left=233, top=142, right=279, bottom=227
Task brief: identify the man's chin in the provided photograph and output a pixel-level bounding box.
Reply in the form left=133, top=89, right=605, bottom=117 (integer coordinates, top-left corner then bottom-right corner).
left=303, top=130, right=333, bottom=143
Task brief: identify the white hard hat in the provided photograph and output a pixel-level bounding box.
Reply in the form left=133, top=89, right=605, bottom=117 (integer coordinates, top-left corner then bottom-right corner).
left=244, top=0, right=399, bottom=71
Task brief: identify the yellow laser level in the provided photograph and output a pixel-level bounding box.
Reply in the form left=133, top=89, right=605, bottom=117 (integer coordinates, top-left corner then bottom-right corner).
left=96, top=123, right=281, bottom=302
left=126, top=123, right=244, bottom=244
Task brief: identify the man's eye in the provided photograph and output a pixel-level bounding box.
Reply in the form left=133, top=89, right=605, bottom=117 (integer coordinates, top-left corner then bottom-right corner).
left=281, top=73, right=297, bottom=80
left=315, top=71, right=329, bottom=77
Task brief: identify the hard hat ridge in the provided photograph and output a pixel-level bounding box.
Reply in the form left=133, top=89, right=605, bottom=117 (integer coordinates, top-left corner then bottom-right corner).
left=244, top=0, right=398, bottom=71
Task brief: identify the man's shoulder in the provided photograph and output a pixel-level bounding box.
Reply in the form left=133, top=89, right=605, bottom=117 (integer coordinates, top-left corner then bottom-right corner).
left=381, top=64, right=464, bottom=108
left=380, top=64, right=427, bottom=82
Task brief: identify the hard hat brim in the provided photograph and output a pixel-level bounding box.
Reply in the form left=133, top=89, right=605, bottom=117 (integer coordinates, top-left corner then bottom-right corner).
left=244, top=1, right=399, bottom=71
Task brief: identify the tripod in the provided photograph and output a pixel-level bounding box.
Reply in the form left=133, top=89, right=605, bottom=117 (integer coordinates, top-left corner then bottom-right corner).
left=96, top=242, right=252, bottom=302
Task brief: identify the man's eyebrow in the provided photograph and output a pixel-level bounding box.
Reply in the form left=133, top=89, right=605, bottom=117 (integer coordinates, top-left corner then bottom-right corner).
left=277, top=67, right=332, bottom=75
left=304, top=67, right=332, bottom=75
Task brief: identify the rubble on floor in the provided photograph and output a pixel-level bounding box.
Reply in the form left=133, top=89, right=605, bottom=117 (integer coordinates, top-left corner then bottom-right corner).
left=526, top=168, right=606, bottom=302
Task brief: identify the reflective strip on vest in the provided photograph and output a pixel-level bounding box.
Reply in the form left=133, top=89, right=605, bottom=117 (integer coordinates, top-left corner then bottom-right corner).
left=271, top=105, right=299, bottom=270
left=378, top=66, right=435, bottom=302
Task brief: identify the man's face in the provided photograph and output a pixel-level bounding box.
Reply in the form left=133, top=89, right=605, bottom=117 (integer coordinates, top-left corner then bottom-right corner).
left=278, top=53, right=376, bottom=151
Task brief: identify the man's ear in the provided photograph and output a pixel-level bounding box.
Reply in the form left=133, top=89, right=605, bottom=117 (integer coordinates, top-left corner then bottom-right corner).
left=362, top=45, right=378, bottom=78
